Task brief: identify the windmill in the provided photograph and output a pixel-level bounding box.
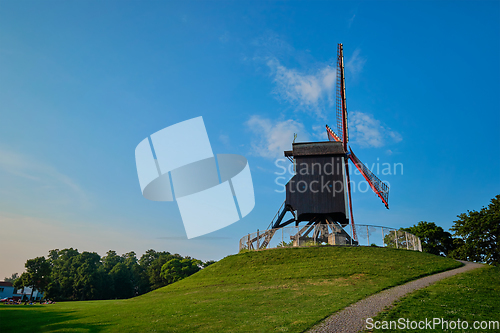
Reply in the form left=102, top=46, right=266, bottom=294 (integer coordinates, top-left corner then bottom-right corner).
left=263, top=43, right=389, bottom=248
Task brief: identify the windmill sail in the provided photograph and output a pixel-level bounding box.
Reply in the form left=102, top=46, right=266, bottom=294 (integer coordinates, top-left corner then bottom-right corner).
left=348, top=148, right=390, bottom=209
left=327, top=43, right=387, bottom=242
left=326, top=124, right=341, bottom=142
left=336, top=43, right=348, bottom=150
left=344, top=157, right=357, bottom=241
left=336, top=43, right=358, bottom=240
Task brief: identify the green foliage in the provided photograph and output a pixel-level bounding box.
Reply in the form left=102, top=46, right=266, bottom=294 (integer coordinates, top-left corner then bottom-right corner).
left=12, top=273, right=26, bottom=290
left=14, top=256, right=51, bottom=299
left=124, top=252, right=149, bottom=296
left=109, top=263, right=133, bottom=299
left=372, top=265, right=500, bottom=332
left=145, top=251, right=184, bottom=290
left=202, top=260, right=216, bottom=268
left=138, top=249, right=161, bottom=267
left=23, top=248, right=213, bottom=302
left=72, top=251, right=105, bottom=301
left=102, top=250, right=123, bottom=272
left=450, top=194, right=500, bottom=265
left=277, top=240, right=294, bottom=247
left=401, top=221, right=455, bottom=256
left=383, top=230, right=408, bottom=249
left=160, top=258, right=201, bottom=284
left=46, top=248, right=80, bottom=300
left=0, top=247, right=461, bottom=333
left=3, top=273, right=19, bottom=283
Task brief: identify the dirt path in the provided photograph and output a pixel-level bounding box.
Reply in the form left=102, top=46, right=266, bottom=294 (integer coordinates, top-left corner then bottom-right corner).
left=307, top=261, right=484, bottom=333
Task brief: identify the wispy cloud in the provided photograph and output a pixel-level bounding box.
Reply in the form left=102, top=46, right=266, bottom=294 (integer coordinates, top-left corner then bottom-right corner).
left=246, top=115, right=309, bottom=158
left=311, top=124, right=329, bottom=141
left=267, top=59, right=336, bottom=119
left=219, top=134, right=231, bottom=147
left=0, top=147, right=89, bottom=206
left=345, top=49, right=366, bottom=77
left=349, top=112, right=402, bottom=148
left=348, top=14, right=356, bottom=28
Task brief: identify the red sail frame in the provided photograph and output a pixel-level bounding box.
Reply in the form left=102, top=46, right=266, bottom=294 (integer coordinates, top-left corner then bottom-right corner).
left=326, top=124, right=341, bottom=142
left=349, top=148, right=389, bottom=209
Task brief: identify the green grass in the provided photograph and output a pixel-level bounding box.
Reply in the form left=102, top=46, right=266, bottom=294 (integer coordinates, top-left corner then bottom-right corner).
left=370, top=265, right=500, bottom=332
left=0, top=246, right=461, bottom=333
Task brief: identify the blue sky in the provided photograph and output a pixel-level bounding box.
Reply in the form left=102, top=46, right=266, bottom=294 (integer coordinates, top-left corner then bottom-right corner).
left=1, top=1, right=499, bottom=278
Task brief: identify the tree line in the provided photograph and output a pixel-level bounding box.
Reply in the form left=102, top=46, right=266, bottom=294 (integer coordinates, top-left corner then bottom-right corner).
left=388, top=194, right=499, bottom=266
left=10, top=249, right=215, bottom=301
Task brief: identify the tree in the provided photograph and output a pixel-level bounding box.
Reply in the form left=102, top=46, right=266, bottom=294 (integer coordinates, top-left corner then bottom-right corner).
left=109, top=263, right=133, bottom=299
left=13, top=274, right=27, bottom=292
left=14, top=256, right=51, bottom=300
left=401, top=221, right=455, bottom=256
left=73, top=252, right=104, bottom=301
left=145, top=252, right=183, bottom=290
left=48, top=249, right=59, bottom=263
left=45, top=248, right=80, bottom=300
left=45, top=248, right=106, bottom=301
left=4, top=273, right=19, bottom=283
left=450, top=195, right=500, bottom=266
left=160, top=258, right=201, bottom=284
left=102, top=250, right=123, bottom=272
left=139, top=249, right=162, bottom=268
left=202, top=260, right=216, bottom=268
left=121, top=252, right=148, bottom=296
left=104, top=251, right=148, bottom=298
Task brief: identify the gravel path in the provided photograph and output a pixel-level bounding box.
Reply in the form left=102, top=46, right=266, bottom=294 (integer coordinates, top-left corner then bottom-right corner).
left=307, top=260, right=484, bottom=333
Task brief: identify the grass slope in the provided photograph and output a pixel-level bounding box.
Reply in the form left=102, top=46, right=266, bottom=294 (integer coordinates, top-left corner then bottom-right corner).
left=371, top=265, right=500, bottom=332
left=0, top=246, right=461, bottom=333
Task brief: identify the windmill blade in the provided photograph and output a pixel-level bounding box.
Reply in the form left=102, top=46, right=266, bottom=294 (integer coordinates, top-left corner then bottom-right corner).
left=336, top=44, right=344, bottom=143
left=349, top=147, right=389, bottom=209
left=344, top=157, right=357, bottom=241
left=336, top=43, right=348, bottom=150
left=326, top=124, right=341, bottom=142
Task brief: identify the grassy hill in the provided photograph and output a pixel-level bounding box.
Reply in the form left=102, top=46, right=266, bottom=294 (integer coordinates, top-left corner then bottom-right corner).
left=0, top=246, right=461, bottom=333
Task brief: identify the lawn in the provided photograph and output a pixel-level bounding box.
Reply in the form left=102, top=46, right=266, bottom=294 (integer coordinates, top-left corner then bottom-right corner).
left=0, top=246, right=461, bottom=333
left=369, top=264, right=500, bottom=332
